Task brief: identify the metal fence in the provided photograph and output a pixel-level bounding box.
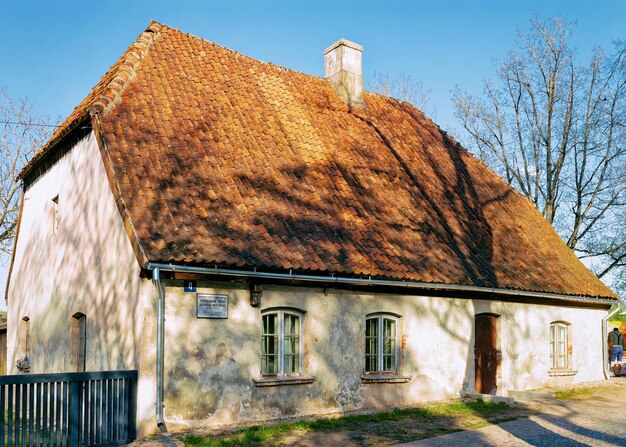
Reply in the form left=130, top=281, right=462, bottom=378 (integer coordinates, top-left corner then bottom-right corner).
left=0, top=370, right=137, bottom=447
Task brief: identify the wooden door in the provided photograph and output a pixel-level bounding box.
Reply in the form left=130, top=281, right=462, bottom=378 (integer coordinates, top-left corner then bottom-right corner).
left=474, top=314, right=498, bottom=394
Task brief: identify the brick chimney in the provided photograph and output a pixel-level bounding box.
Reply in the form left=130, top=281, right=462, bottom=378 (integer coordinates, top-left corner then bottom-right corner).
left=324, top=39, right=364, bottom=108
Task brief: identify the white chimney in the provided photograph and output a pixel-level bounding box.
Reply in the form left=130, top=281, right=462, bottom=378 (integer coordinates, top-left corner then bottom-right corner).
left=324, top=39, right=364, bottom=108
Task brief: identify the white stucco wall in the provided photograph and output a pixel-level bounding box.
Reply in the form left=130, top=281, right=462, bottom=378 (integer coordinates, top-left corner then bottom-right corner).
left=158, top=281, right=607, bottom=431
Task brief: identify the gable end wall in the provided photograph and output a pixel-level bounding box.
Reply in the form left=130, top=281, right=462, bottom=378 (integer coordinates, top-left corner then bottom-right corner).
left=6, top=131, right=154, bottom=382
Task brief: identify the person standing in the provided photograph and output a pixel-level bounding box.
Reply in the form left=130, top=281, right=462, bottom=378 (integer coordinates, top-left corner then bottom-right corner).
left=608, top=327, right=624, bottom=375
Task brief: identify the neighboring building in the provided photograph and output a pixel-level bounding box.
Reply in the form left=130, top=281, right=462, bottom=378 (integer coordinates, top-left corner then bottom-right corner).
left=5, top=22, right=617, bottom=434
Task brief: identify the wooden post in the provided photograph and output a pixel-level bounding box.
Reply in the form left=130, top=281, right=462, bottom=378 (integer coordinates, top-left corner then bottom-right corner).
left=127, top=374, right=138, bottom=442
left=68, top=380, right=81, bottom=447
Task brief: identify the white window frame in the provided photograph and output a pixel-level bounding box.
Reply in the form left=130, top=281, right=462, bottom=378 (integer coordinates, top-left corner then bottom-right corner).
left=365, top=313, right=400, bottom=374
left=21, top=316, right=31, bottom=357
left=71, top=313, right=87, bottom=372
left=261, top=309, right=304, bottom=377
left=550, top=321, right=570, bottom=370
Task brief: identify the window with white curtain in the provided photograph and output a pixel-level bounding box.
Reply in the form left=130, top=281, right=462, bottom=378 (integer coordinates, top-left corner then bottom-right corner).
left=550, top=321, right=570, bottom=369
left=261, top=309, right=303, bottom=376
left=365, top=314, right=399, bottom=374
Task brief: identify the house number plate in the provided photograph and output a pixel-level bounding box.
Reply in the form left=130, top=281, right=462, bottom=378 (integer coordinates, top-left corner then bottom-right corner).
left=197, top=294, right=228, bottom=319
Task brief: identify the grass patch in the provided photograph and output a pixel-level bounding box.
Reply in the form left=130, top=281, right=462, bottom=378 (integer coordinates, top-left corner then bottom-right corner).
left=181, top=400, right=526, bottom=447
left=554, top=387, right=593, bottom=400
left=552, top=384, right=622, bottom=400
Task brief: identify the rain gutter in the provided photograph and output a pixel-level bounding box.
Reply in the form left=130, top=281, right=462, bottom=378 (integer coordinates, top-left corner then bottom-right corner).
left=146, top=262, right=616, bottom=306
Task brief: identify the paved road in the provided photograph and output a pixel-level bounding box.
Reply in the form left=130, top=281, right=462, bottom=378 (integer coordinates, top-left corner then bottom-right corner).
left=395, top=383, right=626, bottom=447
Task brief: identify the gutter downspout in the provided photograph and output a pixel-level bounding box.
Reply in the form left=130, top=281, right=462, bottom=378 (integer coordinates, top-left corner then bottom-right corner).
left=153, top=267, right=167, bottom=432
left=602, top=305, right=622, bottom=379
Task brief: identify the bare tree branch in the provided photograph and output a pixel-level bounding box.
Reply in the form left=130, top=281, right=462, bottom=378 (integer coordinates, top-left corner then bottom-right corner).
left=453, top=18, right=626, bottom=295
left=369, top=72, right=436, bottom=118
left=0, top=88, right=54, bottom=257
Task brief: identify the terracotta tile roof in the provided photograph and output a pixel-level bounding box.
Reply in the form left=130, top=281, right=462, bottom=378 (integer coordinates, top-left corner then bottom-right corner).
left=26, top=22, right=617, bottom=299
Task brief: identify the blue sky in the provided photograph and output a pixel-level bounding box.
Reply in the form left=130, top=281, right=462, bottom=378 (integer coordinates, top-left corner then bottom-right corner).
left=2, top=1, right=624, bottom=132
left=0, top=0, right=624, bottom=306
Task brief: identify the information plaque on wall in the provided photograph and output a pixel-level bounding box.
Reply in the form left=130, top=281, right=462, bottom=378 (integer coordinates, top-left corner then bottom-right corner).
left=197, top=294, right=228, bottom=319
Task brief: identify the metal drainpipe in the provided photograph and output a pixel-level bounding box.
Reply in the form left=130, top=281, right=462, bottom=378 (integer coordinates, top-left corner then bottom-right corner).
left=153, top=267, right=167, bottom=431
left=602, top=304, right=622, bottom=379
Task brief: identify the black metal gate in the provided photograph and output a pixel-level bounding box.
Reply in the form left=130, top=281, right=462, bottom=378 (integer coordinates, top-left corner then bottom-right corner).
left=0, top=370, right=137, bottom=447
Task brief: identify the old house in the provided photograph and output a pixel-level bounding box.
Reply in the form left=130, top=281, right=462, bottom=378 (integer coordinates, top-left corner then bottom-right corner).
left=6, top=22, right=617, bottom=434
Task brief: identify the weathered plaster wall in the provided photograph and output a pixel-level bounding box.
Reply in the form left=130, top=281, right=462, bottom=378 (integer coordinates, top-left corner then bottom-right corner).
left=6, top=131, right=156, bottom=430
left=159, top=281, right=606, bottom=431
left=471, top=300, right=606, bottom=390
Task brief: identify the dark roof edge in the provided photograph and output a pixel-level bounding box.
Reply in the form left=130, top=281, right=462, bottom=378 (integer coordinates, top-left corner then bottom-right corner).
left=17, top=115, right=88, bottom=182
left=146, top=262, right=617, bottom=305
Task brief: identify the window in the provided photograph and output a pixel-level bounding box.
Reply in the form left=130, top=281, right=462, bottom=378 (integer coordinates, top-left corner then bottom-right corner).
left=21, top=316, right=30, bottom=356
left=16, top=316, right=31, bottom=372
left=365, top=314, right=399, bottom=374
left=51, top=195, right=59, bottom=235
left=71, top=313, right=86, bottom=372
left=550, top=321, right=570, bottom=369
left=261, top=309, right=303, bottom=376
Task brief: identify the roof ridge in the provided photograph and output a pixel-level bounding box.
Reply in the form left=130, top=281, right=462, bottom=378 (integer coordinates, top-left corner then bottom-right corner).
left=89, top=21, right=161, bottom=116
left=155, top=21, right=333, bottom=85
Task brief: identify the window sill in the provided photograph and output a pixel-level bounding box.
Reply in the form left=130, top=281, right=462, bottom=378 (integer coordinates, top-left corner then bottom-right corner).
left=252, top=376, right=316, bottom=387
left=361, top=374, right=412, bottom=384
left=548, top=369, right=577, bottom=377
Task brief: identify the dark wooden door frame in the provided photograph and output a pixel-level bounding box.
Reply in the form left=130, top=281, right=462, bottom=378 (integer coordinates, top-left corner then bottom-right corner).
left=474, top=313, right=500, bottom=395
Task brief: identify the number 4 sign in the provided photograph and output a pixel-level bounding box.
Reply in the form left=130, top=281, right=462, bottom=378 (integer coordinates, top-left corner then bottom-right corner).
left=184, top=280, right=197, bottom=292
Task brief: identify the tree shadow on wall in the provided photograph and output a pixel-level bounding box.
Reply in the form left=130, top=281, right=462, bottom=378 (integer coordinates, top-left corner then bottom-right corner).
left=8, top=131, right=143, bottom=375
